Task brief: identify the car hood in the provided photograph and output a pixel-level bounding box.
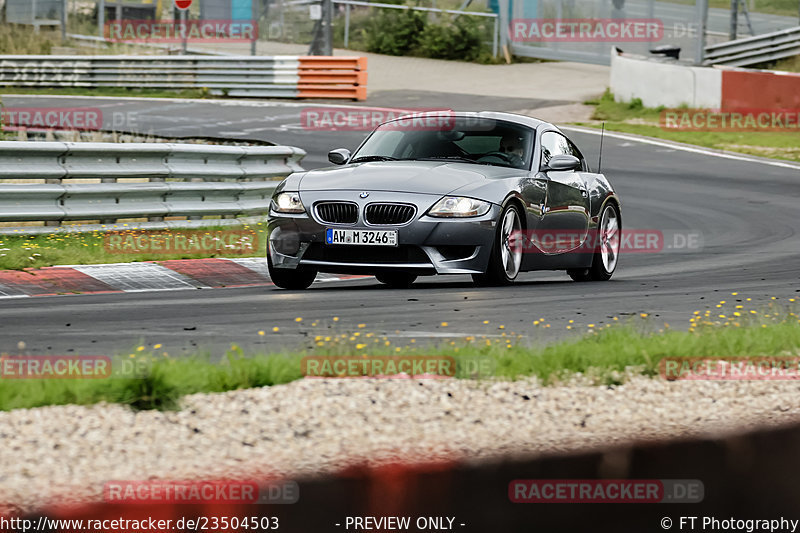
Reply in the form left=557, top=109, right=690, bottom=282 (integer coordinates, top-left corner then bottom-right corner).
left=298, top=161, right=495, bottom=196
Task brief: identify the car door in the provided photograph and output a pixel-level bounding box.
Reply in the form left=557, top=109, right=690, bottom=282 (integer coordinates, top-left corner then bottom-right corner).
left=534, top=131, right=591, bottom=254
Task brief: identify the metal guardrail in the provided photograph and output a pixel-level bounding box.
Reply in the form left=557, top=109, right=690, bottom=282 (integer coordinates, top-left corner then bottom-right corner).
left=0, top=55, right=367, bottom=100
left=704, top=26, right=800, bottom=67
left=0, top=142, right=304, bottom=228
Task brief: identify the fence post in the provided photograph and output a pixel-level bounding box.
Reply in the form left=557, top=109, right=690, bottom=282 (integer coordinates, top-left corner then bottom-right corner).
left=344, top=2, right=350, bottom=48
left=98, top=0, right=105, bottom=38
left=61, top=0, right=67, bottom=40
left=492, top=15, right=498, bottom=57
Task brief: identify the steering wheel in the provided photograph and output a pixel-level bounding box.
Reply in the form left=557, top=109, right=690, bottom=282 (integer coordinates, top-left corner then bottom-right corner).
left=478, top=151, right=522, bottom=166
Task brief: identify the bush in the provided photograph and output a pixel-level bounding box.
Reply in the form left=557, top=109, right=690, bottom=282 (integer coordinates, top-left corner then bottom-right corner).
left=365, top=8, right=426, bottom=56
left=414, top=16, right=484, bottom=61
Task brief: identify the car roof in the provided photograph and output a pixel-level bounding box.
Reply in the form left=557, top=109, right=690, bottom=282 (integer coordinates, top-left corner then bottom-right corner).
left=382, top=111, right=559, bottom=133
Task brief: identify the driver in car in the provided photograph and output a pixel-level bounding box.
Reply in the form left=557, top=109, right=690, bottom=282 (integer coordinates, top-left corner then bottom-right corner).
left=499, top=133, right=525, bottom=166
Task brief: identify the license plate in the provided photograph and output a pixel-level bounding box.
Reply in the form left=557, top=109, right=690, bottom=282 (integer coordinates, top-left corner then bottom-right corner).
left=326, top=228, right=398, bottom=246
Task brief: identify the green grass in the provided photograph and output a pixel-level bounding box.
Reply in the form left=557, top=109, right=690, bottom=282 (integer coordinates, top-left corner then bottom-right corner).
left=773, top=55, right=800, bottom=72
left=2, top=301, right=799, bottom=412
left=579, top=89, right=800, bottom=162
left=0, top=224, right=267, bottom=270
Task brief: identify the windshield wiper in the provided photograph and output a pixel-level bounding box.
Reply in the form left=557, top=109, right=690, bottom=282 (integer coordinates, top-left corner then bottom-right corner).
left=415, top=156, right=476, bottom=164
left=350, top=155, right=397, bottom=163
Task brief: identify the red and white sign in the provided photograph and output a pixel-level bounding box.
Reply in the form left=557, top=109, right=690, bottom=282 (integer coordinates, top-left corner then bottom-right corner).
left=174, top=0, right=192, bottom=11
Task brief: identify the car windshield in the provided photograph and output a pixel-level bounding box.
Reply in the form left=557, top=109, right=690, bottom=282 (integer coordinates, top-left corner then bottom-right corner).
left=350, top=116, right=535, bottom=170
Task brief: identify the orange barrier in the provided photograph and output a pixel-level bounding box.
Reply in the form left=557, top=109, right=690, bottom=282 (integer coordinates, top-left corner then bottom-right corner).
left=298, top=56, right=367, bottom=101
left=721, top=68, right=800, bottom=110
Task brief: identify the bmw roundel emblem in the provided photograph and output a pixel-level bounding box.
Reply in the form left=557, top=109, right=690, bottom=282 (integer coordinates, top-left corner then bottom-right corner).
left=359, top=191, right=370, bottom=198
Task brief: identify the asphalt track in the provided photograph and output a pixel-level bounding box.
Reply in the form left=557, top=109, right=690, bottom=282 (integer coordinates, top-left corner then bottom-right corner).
left=1, top=95, right=799, bottom=357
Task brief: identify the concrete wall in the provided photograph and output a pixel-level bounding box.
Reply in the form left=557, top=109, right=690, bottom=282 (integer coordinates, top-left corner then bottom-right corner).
left=609, top=47, right=722, bottom=108
left=610, top=48, right=800, bottom=112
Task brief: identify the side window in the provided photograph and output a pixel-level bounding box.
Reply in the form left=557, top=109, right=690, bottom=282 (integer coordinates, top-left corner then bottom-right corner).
left=540, top=131, right=569, bottom=168
left=567, top=139, right=588, bottom=171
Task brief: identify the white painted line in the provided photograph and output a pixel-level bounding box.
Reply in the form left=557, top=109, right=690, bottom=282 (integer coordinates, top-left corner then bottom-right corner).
left=72, top=263, right=202, bottom=292
left=562, top=125, right=800, bottom=170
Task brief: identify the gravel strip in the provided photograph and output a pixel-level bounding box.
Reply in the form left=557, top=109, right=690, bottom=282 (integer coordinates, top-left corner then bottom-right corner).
left=2, top=376, right=800, bottom=513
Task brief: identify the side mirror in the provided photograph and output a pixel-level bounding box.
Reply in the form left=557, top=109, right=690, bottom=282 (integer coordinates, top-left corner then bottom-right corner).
left=544, top=154, right=581, bottom=172
left=328, top=148, right=351, bottom=165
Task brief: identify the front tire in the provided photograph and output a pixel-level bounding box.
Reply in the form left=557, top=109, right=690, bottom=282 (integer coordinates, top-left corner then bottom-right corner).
left=375, top=272, right=417, bottom=288
left=472, top=203, right=523, bottom=286
left=268, top=254, right=317, bottom=289
left=568, top=202, right=620, bottom=282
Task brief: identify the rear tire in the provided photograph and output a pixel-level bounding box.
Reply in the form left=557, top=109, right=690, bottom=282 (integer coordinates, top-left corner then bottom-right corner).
left=472, top=203, right=523, bottom=286
left=568, top=202, right=620, bottom=282
left=268, top=254, right=317, bottom=289
left=375, top=272, right=417, bottom=288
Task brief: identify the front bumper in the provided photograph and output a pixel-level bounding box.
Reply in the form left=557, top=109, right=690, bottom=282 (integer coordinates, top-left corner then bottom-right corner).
left=267, top=190, right=499, bottom=276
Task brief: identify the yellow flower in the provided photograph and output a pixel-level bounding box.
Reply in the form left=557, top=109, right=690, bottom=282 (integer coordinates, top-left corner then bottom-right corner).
left=639, top=313, right=648, bottom=318
left=498, top=325, right=505, bottom=330
left=136, top=346, right=145, bottom=352
left=357, top=323, right=366, bottom=328
left=258, top=330, right=265, bottom=336
left=612, top=317, right=618, bottom=321
left=731, top=292, right=738, bottom=296
left=272, top=326, right=280, bottom=332
left=483, top=320, right=490, bottom=324
left=440, top=322, right=448, bottom=327
left=568, top=319, right=574, bottom=324
left=356, top=343, right=366, bottom=350
left=294, top=317, right=303, bottom=322
left=153, top=344, right=162, bottom=349
left=588, top=324, right=595, bottom=328
left=333, top=317, right=339, bottom=322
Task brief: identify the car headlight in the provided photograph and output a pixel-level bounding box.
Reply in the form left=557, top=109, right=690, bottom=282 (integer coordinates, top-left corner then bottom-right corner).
left=428, top=196, right=491, bottom=217
left=272, top=192, right=305, bottom=214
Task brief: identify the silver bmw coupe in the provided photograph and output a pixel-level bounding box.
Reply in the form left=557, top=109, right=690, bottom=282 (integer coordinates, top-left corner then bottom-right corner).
left=267, top=112, right=621, bottom=289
